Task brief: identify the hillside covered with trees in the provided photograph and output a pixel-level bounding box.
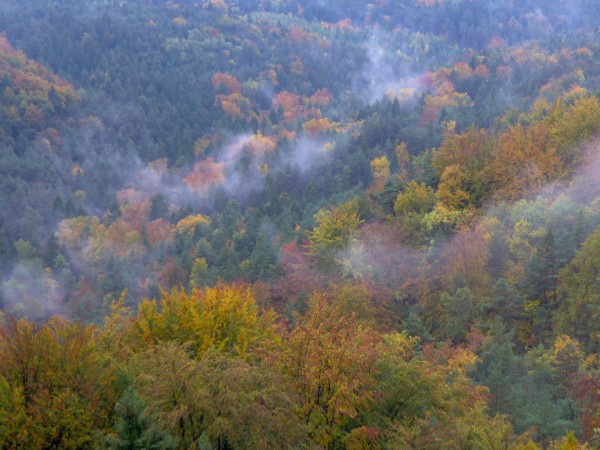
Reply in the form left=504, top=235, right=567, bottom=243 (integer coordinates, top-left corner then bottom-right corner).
left=0, top=0, right=599, bottom=448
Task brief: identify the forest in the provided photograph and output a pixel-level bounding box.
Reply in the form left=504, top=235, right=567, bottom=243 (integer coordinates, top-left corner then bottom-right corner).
left=0, top=0, right=599, bottom=448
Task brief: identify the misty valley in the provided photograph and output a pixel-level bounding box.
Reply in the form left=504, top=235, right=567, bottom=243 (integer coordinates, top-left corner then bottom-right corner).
left=0, top=0, right=599, bottom=448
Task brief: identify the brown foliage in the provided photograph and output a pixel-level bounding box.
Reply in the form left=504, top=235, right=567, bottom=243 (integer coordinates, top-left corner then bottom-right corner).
left=272, top=295, right=382, bottom=447
left=211, top=72, right=241, bottom=94
left=183, top=158, right=226, bottom=192
left=488, top=123, right=563, bottom=201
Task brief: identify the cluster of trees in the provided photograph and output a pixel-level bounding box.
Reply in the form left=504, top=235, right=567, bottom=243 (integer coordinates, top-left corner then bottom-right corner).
left=0, top=34, right=83, bottom=274
left=0, top=0, right=599, bottom=447
left=1, top=283, right=595, bottom=449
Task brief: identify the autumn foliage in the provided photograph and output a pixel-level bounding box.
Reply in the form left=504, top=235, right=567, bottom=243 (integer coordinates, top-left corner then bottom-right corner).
left=2, top=1, right=600, bottom=448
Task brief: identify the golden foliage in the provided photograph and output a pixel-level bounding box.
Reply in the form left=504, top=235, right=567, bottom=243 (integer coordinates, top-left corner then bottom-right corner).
left=370, top=155, right=390, bottom=192
left=135, top=283, right=276, bottom=357
left=437, top=164, right=471, bottom=209
left=175, top=214, right=210, bottom=236
left=302, top=117, right=335, bottom=136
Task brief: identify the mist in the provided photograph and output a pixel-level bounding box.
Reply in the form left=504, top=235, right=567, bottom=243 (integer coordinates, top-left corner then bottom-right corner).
left=355, top=36, right=425, bottom=105
left=336, top=134, right=600, bottom=310
left=1, top=3, right=599, bottom=448
left=0, top=0, right=598, bottom=323
left=1, top=263, right=66, bottom=321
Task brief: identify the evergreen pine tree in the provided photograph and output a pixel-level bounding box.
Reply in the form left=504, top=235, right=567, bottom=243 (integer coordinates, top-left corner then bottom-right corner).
left=104, top=388, right=178, bottom=450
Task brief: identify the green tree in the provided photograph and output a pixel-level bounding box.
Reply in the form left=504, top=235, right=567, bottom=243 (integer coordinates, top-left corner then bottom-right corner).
left=439, top=287, right=476, bottom=343
left=370, top=333, right=450, bottom=446
left=521, top=345, right=578, bottom=441
left=475, top=317, right=525, bottom=418
left=190, top=257, right=210, bottom=289
left=402, top=311, right=434, bottom=344
left=482, top=278, right=529, bottom=348
left=525, top=230, right=559, bottom=306
left=554, top=224, right=600, bottom=352
left=248, top=230, right=282, bottom=281
left=483, top=278, right=525, bottom=324
left=132, top=343, right=307, bottom=450
left=104, top=387, right=178, bottom=450
left=524, top=230, right=560, bottom=343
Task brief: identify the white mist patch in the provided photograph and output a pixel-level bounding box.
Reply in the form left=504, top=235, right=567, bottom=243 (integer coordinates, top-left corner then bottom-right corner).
left=327, top=136, right=600, bottom=297
left=222, top=134, right=255, bottom=161
left=119, top=131, right=335, bottom=208
left=212, top=133, right=271, bottom=198
left=134, top=157, right=200, bottom=209
left=1, top=263, right=66, bottom=320
left=357, top=35, right=426, bottom=105
left=289, top=135, right=332, bottom=174
left=178, top=132, right=333, bottom=199
left=555, top=138, right=600, bottom=205
left=333, top=221, right=424, bottom=287
left=218, top=133, right=335, bottom=198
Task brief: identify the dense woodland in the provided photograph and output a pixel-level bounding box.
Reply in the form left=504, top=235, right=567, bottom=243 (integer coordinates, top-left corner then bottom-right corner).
left=0, top=0, right=599, bottom=448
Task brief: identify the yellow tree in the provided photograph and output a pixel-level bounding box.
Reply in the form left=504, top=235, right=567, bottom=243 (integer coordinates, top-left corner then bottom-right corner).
left=436, top=164, right=471, bottom=210
left=308, top=197, right=364, bottom=272
left=0, top=317, right=114, bottom=449
left=395, top=142, right=410, bottom=181
left=370, top=155, right=390, bottom=193
left=394, top=181, right=436, bottom=216
left=135, top=283, right=277, bottom=357
left=394, top=181, right=438, bottom=241
left=549, top=91, right=600, bottom=164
